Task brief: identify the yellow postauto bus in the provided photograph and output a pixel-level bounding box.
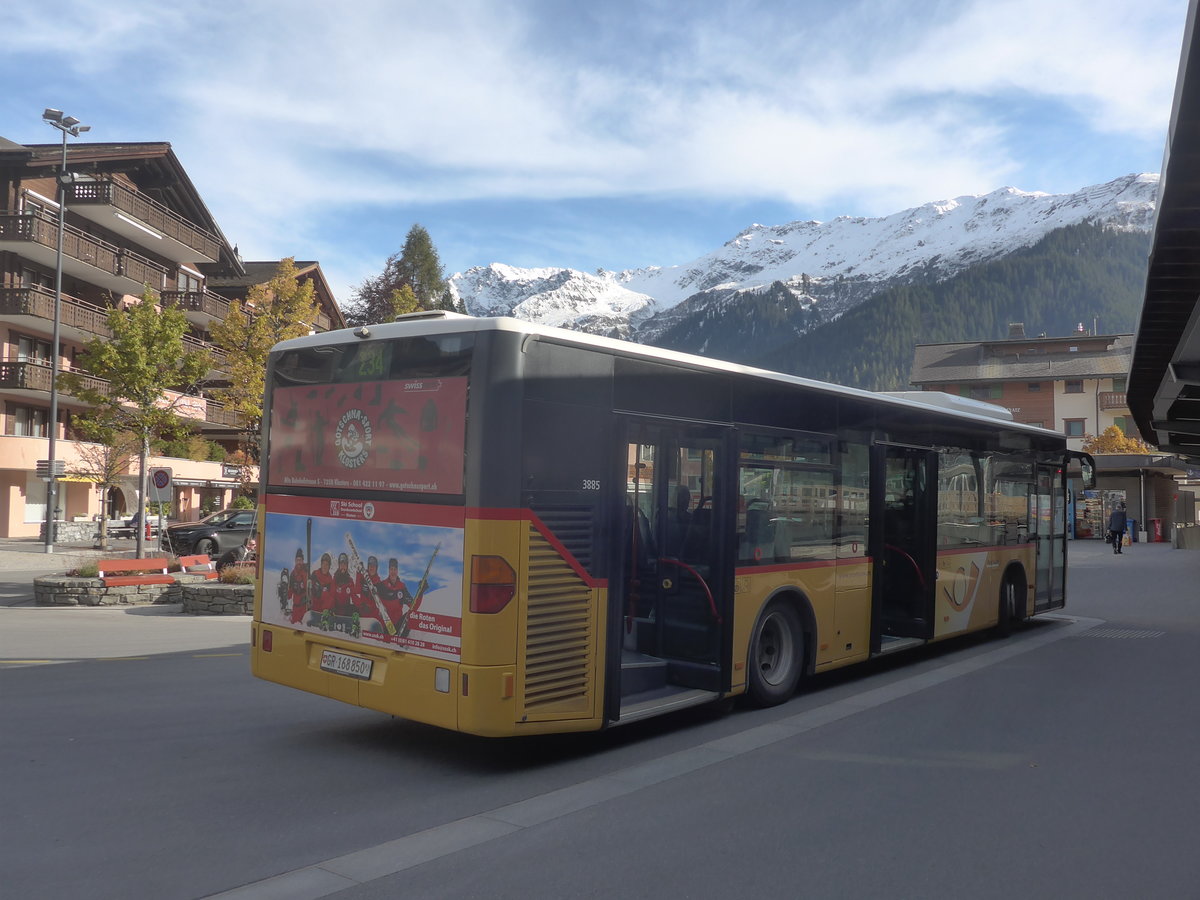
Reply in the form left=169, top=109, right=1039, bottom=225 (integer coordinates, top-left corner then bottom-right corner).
left=251, top=313, right=1094, bottom=737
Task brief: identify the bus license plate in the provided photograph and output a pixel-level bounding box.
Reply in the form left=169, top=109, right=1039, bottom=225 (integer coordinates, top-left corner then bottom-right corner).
left=320, top=649, right=373, bottom=680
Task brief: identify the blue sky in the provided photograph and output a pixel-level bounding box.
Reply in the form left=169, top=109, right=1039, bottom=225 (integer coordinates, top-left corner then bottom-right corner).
left=0, top=0, right=1186, bottom=305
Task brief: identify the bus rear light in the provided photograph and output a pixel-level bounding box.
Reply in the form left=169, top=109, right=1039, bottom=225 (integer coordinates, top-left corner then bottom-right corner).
left=470, top=555, right=516, bottom=614
left=262, top=629, right=273, bottom=652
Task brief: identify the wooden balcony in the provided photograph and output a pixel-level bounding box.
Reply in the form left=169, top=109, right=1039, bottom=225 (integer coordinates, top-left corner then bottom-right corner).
left=0, top=208, right=167, bottom=297
left=0, top=360, right=110, bottom=397
left=0, top=285, right=113, bottom=340
left=1099, top=392, right=1128, bottom=411
left=161, top=288, right=230, bottom=323
left=66, top=179, right=221, bottom=263
left=182, top=334, right=228, bottom=371
left=202, top=400, right=247, bottom=429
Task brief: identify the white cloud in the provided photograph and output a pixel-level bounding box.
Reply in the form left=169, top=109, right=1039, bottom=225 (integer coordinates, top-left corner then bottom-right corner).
left=1, top=0, right=1184, bottom=281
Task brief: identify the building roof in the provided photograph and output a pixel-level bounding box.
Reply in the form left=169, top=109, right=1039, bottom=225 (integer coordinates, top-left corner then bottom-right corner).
left=1129, top=0, right=1200, bottom=462
left=0, top=138, right=244, bottom=277
left=206, top=260, right=346, bottom=331
left=910, top=334, right=1133, bottom=385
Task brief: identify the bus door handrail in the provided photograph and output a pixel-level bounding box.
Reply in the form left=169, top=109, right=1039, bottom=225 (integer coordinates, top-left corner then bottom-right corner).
left=657, top=556, right=722, bottom=624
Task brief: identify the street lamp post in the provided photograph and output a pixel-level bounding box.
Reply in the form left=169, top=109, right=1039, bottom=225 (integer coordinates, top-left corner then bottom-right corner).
left=41, top=108, right=90, bottom=553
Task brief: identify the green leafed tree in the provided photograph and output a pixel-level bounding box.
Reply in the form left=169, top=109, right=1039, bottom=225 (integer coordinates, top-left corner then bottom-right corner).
left=211, top=258, right=321, bottom=461
left=65, top=417, right=139, bottom=551
left=58, top=290, right=212, bottom=556
left=345, top=224, right=463, bottom=325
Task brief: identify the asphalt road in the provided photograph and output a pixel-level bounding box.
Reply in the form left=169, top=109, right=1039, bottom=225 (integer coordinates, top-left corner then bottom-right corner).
left=2, top=539, right=1197, bottom=899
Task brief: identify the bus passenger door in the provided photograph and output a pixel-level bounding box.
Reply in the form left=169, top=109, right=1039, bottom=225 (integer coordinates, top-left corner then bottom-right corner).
left=621, top=421, right=731, bottom=693
left=872, top=444, right=936, bottom=643
left=1031, top=463, right=1066, bottom=610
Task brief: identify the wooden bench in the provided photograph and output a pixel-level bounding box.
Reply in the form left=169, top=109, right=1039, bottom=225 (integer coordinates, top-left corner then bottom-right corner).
left=96, top=558, right=174, bottom=587
left=179, top=554, right=218, bottom=580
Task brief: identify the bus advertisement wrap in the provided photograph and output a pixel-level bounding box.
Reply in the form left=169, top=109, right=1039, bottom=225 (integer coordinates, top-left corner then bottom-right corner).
left=262, top=495, right=465, bottom=661
left=267, top=376, right=467, bottom=494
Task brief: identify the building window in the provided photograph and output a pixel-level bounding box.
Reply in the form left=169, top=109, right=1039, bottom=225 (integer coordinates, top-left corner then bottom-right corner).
left=1027, top=421, right=1045, bottom=429
left=1064, top=418, right=1086, bottom=437
left=1112, top=377, right=1127, bottom=392
left=10, top=405, right=49, bottom=437
left=1064, top=380, right=1084, bottom=394
left=968, top=384, right=1002, bottom=401
left=16, top=334, right=52, bottom=365
left=177, top=269, right=203, bottom=293
left=1112, top=416, right=1130, bottom=434
left=1027, top=382, right=1042, bottom=392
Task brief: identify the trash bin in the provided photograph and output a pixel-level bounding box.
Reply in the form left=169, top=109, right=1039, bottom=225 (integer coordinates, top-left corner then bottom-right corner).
left=1151, top=518, right=1164, bottom=542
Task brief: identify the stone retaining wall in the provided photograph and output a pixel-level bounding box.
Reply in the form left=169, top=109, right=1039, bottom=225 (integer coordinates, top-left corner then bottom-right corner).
left=180, top=583, right=254, bottom=615
left=34, top=572, right=216, bottom=607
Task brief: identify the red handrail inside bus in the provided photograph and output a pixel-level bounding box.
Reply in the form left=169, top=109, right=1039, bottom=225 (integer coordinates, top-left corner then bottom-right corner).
left=884, top=543, right=926, bottom=589
left=657, top=557, right=722, bottom=624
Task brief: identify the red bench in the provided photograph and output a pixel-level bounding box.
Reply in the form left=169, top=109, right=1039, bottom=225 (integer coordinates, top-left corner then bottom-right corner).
left=179, top=554, right=218, bottom=580
left=97, top=558, right=174, bottom=587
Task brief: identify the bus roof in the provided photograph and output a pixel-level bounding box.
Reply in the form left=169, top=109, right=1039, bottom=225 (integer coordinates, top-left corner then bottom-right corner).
left=272, top=312, right=1064, bottom=443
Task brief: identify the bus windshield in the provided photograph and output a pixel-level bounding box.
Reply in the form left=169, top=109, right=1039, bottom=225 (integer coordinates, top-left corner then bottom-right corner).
left=265, top=334, right=473, bottom=496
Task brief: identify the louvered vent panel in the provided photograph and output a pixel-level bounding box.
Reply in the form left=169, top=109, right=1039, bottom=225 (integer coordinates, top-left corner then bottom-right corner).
left=530, top=505, right=594, bottom=571
left=523, top=526, right=593, bottom=713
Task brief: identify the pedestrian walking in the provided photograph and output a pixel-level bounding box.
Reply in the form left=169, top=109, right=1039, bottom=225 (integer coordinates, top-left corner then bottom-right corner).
left=1107, top=503, right=1128, bottom=554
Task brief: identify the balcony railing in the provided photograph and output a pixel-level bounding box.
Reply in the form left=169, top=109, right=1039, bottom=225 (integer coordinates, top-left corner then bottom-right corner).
left=0, top=360, right=110, bottom=396
left=1099, top=391, right=1128, bottom=411
left=1, top=208, right=119, bottom=274
left=203, top=400, right=247, bottom=428
left=66, top=179, right=221, bottom=260
left=181, top=334, right=228, bottom=370
left=315, top=311, right=332, bottom=331
left=161, top=288, right=230, bottom=320
left=0, top=285, right=113, bottom=338
left=0, top=208, right=168, bottom=291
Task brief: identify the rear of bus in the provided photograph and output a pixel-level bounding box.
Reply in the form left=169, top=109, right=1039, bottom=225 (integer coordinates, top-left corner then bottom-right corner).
left=250, top=316, right=608, bottom=737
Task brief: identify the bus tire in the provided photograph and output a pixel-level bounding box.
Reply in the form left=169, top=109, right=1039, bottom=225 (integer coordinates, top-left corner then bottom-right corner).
left=996, top=572, right=1020, bottom=638
left=746, top=600, right=804, bottom=707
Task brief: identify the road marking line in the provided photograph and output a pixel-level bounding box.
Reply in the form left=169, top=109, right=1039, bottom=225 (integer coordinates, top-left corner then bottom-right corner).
left=194, top=653, right=244, bottom=658
left=203, top=614, right=1104, bottom=899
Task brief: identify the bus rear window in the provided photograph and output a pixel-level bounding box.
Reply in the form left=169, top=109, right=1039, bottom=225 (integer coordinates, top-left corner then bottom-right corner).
left=266, top=335, right=472, bottom=496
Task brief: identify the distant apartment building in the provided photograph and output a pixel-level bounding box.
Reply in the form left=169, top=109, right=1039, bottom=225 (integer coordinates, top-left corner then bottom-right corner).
left=909, top=324, right=1133, bottom=451
left=910, top=324, right=1196, bottom=539
left=0, top=136, right=342, bottom=540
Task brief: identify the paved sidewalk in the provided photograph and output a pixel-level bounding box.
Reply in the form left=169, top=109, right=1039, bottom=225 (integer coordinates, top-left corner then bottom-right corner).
left=0, top=536, right=250, bottom=664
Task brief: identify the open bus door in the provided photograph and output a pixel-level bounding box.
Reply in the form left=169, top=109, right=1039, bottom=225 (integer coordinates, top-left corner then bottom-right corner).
left=1034, top=450, right=1096, bottom=611
left=871, top=444, right=937, bottom=648
left=616, top=419, right=732, bottom=704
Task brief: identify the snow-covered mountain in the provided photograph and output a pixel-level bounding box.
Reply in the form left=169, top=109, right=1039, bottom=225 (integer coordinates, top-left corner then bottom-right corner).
left=448, top=173, right=1158, bottom=342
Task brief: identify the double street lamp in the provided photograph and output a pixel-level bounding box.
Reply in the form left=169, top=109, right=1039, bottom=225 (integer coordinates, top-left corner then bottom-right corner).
left=41, top=108, right=90, bottom=553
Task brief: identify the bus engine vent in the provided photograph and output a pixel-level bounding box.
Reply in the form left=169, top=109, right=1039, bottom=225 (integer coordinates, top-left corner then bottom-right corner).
left=530, top=505, right=594, bottom=571
left=522, top=525, right=594, bottom=717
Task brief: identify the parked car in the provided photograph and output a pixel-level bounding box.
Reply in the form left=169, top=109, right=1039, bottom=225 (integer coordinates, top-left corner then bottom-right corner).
left=165, top=509, right=257, bottom=557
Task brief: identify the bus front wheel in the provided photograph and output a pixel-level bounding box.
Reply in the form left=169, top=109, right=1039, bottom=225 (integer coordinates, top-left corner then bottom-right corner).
left=746, top=601, right=804, bottom=707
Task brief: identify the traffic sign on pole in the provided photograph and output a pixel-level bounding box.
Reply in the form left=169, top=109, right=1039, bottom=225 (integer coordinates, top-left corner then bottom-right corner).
left=149, top=467, right=173, bottom=502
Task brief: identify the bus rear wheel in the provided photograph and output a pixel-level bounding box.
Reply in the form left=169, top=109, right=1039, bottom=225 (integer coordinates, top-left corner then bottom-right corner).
left=996, top=574, right=1020, bottom=638
left=747, top=601, right=804, bottom=707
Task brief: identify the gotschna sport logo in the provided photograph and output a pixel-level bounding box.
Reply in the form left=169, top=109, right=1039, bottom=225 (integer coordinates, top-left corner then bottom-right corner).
left=334, top=408, right=374, bottom=469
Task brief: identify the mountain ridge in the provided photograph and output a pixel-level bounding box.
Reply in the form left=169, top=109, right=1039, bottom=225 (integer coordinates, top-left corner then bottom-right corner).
left=448, top=173, right=1158, bottom=346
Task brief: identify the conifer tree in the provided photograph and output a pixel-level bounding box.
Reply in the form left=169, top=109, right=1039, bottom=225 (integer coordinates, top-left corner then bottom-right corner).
left=345, top=224, right=454, bottom=325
